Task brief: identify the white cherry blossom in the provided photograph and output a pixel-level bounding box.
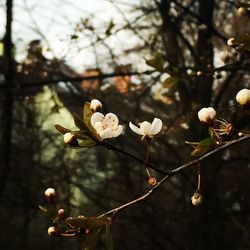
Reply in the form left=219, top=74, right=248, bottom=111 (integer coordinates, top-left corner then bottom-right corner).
left=236, top=88, right=250, bottom=106
left=129, top=118, right=162, bottom=139
left=90, top=99, right=102, bottom=111
left=198, top=107, right=216, bottom=124
left=91, top=112, right=123, bottom=140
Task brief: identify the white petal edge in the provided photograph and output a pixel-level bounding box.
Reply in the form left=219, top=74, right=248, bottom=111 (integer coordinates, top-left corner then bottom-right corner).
left=150, top=118, right=163, bottom=135
left=91, top=112, right=104, bottom=127
left=129, top=122, right=144, bottom=135
left=100, top=127, right=113, bottom=140
left=112, top=125, right=123, bottom=137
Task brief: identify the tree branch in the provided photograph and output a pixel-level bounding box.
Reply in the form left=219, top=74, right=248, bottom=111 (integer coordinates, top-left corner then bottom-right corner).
left=100, top=135, right=250, bottom=217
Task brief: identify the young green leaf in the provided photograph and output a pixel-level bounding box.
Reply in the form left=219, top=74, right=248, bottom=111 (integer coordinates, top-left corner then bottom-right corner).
left=55, top=124, right=70, bottom=135
left=105, top=224, right=113, bottom=250
left=83, top=103, right=95, bottom=130
left=72, top=113, right=88, bottom=130
left=39, top=205, right=56, bottom=219
left=78, top=139, right=97, bottom=147
left=145, top=53, right=165, bottom=72
left=81, top=229, right=103, bottom=250
left=66, top=217, right=108, bottom=230
left=161, top=76, right=179, bottom=88
left=191, top=138, right=217, bottom=157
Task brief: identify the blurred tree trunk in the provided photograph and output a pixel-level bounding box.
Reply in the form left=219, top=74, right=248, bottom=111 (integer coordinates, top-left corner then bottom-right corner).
left=0, top=0, right=14, bottom=204
left=195, top=0, right=214, bottom=106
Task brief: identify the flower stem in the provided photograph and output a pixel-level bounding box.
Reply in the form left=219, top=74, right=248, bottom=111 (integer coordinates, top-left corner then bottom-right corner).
left=143, top=140, right=151, bottom=178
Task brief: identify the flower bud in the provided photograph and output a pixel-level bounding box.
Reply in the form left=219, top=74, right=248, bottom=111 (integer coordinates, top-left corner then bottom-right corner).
left=237, top=7, right=247, bottom=16
left=191, top=190, right=202, bottom=206
left=44, top=188, right=56, bottom=201
left=77, top=215, right=85, bottom=218
left=148, top=176, right=158, bottom=187
left=198, top=107, right=216, bottom=124
left=227, top=38, right=235, bottom=47
left=236, top=88, right=250, bottom=106
left=48, top=226, right=58, bottom=237
left=58, top=209, right=65, bottom=219
left=63, top=132, right=75, bottom=144
left=90, top=99, right=102, bottom=111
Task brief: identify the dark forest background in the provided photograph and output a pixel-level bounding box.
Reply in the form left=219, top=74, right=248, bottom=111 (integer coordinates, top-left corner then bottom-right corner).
left=0, top=0, right=250, bottom=249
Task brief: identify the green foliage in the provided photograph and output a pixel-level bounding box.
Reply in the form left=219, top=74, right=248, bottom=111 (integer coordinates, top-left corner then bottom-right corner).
left=39, top=205, right=56, bottom=219
left=66, top=216, right=109, bottom=230
left=81, top=229, right=103, bottom=250
left=161, top=76, right=180, bottom=89
left=105, top=224, right=113, bottom=250
left=55, top=124, right=71, bottom=135
left=145, top=53, right=165, bottom=72
left=54, top=102, right=102, bottom=148
left=66, top=217, right=113, bottom=250
left=72, top=113, right=88, bottom=130
left=190, top=138, right=217, bottom=157
left=83, top=102, right=99, bottom=138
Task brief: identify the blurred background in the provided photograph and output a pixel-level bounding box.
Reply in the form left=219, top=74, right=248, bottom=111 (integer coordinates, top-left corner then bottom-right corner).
left=0, top=0, right=250, bottom=249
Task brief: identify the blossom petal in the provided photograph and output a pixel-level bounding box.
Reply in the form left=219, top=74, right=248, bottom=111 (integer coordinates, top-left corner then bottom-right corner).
left=150, top=118, right=162, bottom=135
left=91, top=112, right=104, bottom=127
left=112, top=125, right=123, bottom=137
left=129, top=122, right=143, bottom=135
left=103, top=113, right=119, bottom=129
left=93, top=121, right=104, bottom=134
left=99, top=127, right=113, bottom=140
left=140, top=121, right=152, bottom=135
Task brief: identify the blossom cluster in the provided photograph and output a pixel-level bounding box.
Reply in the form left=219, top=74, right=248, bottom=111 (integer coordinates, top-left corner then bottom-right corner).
left=89, top=99, right=163, bottom=140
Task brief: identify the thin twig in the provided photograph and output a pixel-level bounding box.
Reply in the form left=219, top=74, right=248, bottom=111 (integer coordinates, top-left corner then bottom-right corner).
left=100, top=135, right=250, bottom=218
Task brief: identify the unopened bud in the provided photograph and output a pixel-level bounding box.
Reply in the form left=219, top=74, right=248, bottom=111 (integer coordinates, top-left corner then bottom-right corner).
left=236, top=88, right=250, bottom=106
left=48, top=226, right=58, bottom=237
left=191, top=190, right=202, bottom=206
left=90, top=99, right=102, bottom=111
left=64, top=132, right=76, bottom=144
left=237, top=7, right=247, bottom=16
left=77, top=215, right=85, bottom=218
left=44, top=188, right=56, bottom=201
left=198, top=107, right=216, bottom=124
left=238, top=132, right=244, bottom=137
left=227, top=38, right=235, bottom=47
left=148, top=176, right=158, bottom=187
left=58, top=209, right=65, bottom=219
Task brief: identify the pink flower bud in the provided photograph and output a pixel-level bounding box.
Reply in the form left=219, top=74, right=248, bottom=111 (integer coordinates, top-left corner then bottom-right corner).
left=58, top=209, right=65, bottom=219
